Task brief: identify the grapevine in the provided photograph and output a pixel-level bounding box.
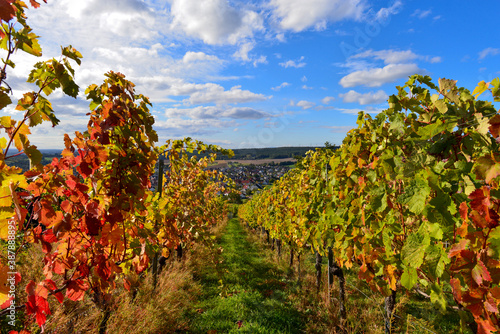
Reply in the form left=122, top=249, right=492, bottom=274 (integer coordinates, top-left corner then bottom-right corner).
left=240, top=76, right=500, bottom=333
left=0, top=3, right=234, bottom=331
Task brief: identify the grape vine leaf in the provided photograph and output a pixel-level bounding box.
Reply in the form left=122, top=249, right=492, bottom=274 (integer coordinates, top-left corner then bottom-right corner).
left=65, top=280, right=88, bottom=301
left=0, top=1, right=15, bottom=23
left=401, top=230, right=430, bottom=268
left=430, top=282, right=447, bottom=312
left=471, top=260, right=492, bottom=286
left=401, top=265, right=418, bottom=290
left=397, top=178, right=431, bottom=215
left=474, top=156, right=500, bottom=184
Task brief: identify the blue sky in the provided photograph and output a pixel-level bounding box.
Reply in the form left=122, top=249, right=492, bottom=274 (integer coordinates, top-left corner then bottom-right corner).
left=3, top=0, right=499, bottom=149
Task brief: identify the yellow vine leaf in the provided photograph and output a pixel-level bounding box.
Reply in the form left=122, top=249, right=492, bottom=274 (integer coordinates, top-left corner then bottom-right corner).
left=0, top=263, right=12, bottom=306
left=472, top=80, right=490, bottom=99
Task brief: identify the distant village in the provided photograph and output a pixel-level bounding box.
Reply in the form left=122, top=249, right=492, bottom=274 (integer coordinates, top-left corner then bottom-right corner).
left=149, top=161, right=292, bottom=200
left=216, top=163, right=292, bottom=199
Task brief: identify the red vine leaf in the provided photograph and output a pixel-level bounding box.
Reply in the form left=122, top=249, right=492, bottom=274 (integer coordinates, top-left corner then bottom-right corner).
left=83, top=214, right=100, bottom=236
left=471, top=260, right=492, bottom=286
left=476, top=318, right=498, bottom=334
left=0, top=0, right=15, bottom=23
left=448, top=239, right=469, bottom=258
left=34, top=283, right=49, bottom=299
left=490, top=287, right=500, bottom=299
left=61, top=200, right=72, bottom=214
left=475, top=157, right=500, bottom=184
left=470, top=211, right=488, bottom=229
left=358, top=263, right=375, bottom=282
left=65, top=280, right=88, bottom=302
left=459, top=202, right=468, bottom=221
left=66, top=178, right=77, bottom=190
left=449, top=278, right=463, bottom=303
left=484, top=297, right=499, bottom=314
left=488, top=114, right=500, bottom=139
left=29, top=0, right=43, bottom=9
left=25, top=281, right=51, bottom=327
left=123, top=279, right=131, bottom=292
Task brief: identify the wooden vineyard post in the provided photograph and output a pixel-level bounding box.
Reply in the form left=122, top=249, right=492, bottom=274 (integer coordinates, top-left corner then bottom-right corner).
left=384, top=289, right=397, bottom=334
left=277, top=239, right=282, bottom=260
left=297, top=253, right=302, bottom=286
left=315, top=251, right=322, bottom=294
left=328, top=247, right=346, bottom=323
left=176, top=243, right=183, bottom=261
left=328, top=247, right=333, bottom=297
left=152, top=158, right=164, bottom=290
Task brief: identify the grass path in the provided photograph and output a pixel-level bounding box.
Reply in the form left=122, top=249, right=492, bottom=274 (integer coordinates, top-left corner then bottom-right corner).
left=188, top=218, right=305, bottom=334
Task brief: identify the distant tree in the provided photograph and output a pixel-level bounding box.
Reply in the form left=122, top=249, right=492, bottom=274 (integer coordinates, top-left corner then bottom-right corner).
left=324, top=141, right=335, bottom=149
left=228, top=192, right=242, bottom=204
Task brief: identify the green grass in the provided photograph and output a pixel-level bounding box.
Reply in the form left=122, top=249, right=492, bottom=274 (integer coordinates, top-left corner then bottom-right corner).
left=187, top=218, right=305, bottom=333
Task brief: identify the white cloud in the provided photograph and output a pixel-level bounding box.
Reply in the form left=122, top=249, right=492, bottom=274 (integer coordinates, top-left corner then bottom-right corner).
left=23, top=115, right=90, bottom=149
left=224, top=107, right=271, bottom=119
left=296, top=100, right=316, bottom=109
left=279, top=56, right=306, bottom=68
left=322, top=96, right=335, bottom=104
left=232, top=42, right=268, bottom=67
left=155, top=118, right=238, bottom=137
left=411, top=9, right=432, bottom=19
left=323, top=125, right=355, bottom=133
left=275, top=33, right=286, bottom=42
left=339, top=49, right=439, bottom=88
left=183, top=51, right=220, bottom=63
left=339, top=63, right=421, bottom=88
left=479, top=48, right=500, bottom=60
left=351, top=49, right=418, bottom=64
left=253, top=55, right=268, bottom=67
left=233, top=42, right=255, bottom=62
left=334, top=29, right=350, bottom=36
left=170, top=0, right=263, bottom=45
left=125, top=76, right=268, bottom=106
left=375, top=1, right=402, bottom=21
left=24, top=2, right=198, bottom=104
left=340, top=90, right=388, bottom=105
left=314, top=105, right=335, bottom=111
left=185, top=84, right=270, bottom=105
left=4, top=0, right=268, bottom=149
left=270, top=0, right=365, bottom=32
left=165, top=106, right=271, bottom=120
left=338, top=106, right=384, bottom=114
left=347, top=49, right=441, bottom=66
left=33, top=0, right=159, bottom=42
left=271, top=82, right=291, bottom=91
left=301, top=75, right=308, bottom=82
left=302, top=85, right=313, bottom=90
left=428, top=56, right=442, bottom=63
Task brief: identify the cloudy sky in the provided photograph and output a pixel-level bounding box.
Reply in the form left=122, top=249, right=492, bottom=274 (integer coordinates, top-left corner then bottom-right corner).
left=3, top=0, right=499, bottom=149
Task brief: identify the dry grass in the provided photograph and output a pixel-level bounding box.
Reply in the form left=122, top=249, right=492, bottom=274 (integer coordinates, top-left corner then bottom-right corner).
left=7, top=220, right=228, bottom=334
left=16, top=251, right=203, bottom=334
